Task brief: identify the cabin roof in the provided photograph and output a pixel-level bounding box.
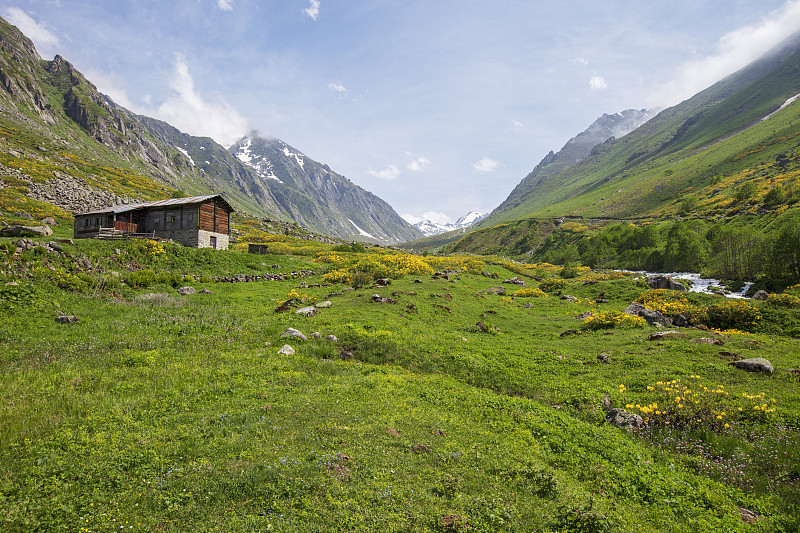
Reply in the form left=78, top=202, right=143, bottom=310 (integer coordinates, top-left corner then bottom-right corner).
left=76, top=195, right=234, bottom=216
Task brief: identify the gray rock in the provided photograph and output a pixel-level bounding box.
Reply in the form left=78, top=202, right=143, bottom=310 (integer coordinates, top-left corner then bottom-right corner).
left=729, top=358, right=774, bottom=374
left=47, top=242, right=63, bottom=252
left=295, top=306, right=318, bottom=317
left=55, top=315, right=79, bottom=324
left=560, top=295, right=579, bottom=302
left=199, top=288, right=212, bottom=294
left=645, top=274, right=687, bottom=291
left=281, top=328, right=308, bottom=341
left=752, top=290, right=769, bottom=301
left=672, top=314, right=689, bottom=327
left=692, top=337, right=725, bottom=346
left=5, top=281, right=19, bottom=286
left=375, top=278, right=391, bottom=286
left=0, top=225, right=53, bottom=237
left=325, top=335, right=339, bottom=343
left=478, top=287, right=506, bottom=296
left=41, top=217, right=56, bottom=225
left=177, top=286, right=196, bottom=295
left=648, top=330, right=688, bottom=341
left=311, top=332, right=322, bottom=340
left=605, top=408, right=644, bottom=430
left=502, top=276, right=525, bottom=286
left=315, top=301, right=332, bottom=308
left=278, top=345, right=295, bottom=356
left=577, top=311, right=593, bottom=319
left=623, top=302, right=672, bottom=326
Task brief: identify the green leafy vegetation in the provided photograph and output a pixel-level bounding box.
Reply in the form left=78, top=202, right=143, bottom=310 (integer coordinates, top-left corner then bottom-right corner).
left=1, top=237, right=798, bottom=531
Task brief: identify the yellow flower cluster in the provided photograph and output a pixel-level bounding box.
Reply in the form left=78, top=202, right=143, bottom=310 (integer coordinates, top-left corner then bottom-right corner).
left=580, top=271, right=631, bottom=282
left=636, top=289, right=693, bottom=316
left=767, top=293, right=800, bottom=308
left=512, top=288, right=548, bottom=298
left=318, top=250, right=433, bottom=282
left=620, top=376, right=777, bottom=430
left=582, top=311, right=646, bottom=330
left=144, top=239, right=166, bottom=259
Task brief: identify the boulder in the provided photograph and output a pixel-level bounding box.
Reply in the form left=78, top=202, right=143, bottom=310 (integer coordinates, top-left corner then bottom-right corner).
left=295, top=306, right=318, bottom=317
left=315, top=301, right=333, bottom=308
left=176, top=286, right=195, bottom=295
left=672, top=314, right=689, bottom=327
left=41, top=217, right=56, bottom=225
left=623, top=302, right=672, bottom=326
left=605, top=408, right=644, bottom=431
left=277, top=345, right=295, bottom=356
left=729, top=358, right=774, bottom=374
left=281, top=328, right=308, bottom=341
left=55, top=315, right=79, bottom=324
left=645, top=274, right=687, bottom=291
left=199, top=288, right=212, bottom=294
left=502, top=276, right=525, bottom=286
left=0, top=225, right=53, bottom=237
left=326, top=335, right=339, bottom=343
left=478, top=287, right=506, bottom=296
left=752, top=290, right=769, bottom=301
left=692, top=337, right=724, bottom=346
left=371, top=294, right=396, bottom=304
left=648, top=330, right=688, bottom=341
left=375, top=278, right=391, bottom=286
left=560, top=295, right=579, bottom=302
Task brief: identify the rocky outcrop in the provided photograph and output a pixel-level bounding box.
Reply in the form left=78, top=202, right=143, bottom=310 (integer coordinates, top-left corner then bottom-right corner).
left=645, top=275, right=687, bottom=291
left=729, top=358, right=774, bottom=374
left=623, top=302, right=672, bottom=326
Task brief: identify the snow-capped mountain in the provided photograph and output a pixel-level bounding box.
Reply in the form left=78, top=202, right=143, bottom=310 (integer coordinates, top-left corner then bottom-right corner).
left=411, top=211, right=487, bottom=237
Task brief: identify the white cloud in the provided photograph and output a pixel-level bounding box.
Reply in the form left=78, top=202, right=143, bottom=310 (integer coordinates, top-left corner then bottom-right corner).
left=154, top=53, right=249, bottom=147
left=401, top=212, right=453, bottom=225
left=2, top=7, right=60, bottom=58
left=653, top=0, right=800, bottom=106
left=217, top=0, right=234, bottom=11
left=511, top=119, right=523, bottom=128
left=367, top=164, right=400, bottom=180
left=407, top=157, right=430, bottom=172
left=83, top=68, right=135, bottom=109
left=304, top=0, right=320, bottom=21
left=589, top=75, right=608, bottom=90
left=328, top=82, right=347, bottom=93
left=572, top=57, right=589, bottom=66
left=472, top=157, right=500, bottom=173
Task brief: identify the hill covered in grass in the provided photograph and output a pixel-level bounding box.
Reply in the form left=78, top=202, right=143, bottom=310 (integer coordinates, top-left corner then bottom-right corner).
left=1, top=231, right=798, bottom=531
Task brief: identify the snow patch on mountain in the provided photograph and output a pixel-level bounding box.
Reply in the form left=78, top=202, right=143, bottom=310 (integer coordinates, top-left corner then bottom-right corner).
left=348, top=218, right=376, bottom=239
left=282, top=145, right=305, bottom=169
left=235, top=138, right=283, bottom=182
left=176, top=146, right=195, bottom=166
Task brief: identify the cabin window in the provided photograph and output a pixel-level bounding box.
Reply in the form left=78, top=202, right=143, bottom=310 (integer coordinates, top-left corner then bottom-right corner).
left=188, top=214, right=194, bottom=222
left=169, top=215, right=176, bottom=223
left=154, top=216, right=160, bottom=224
left=210, top=236, right=217, bottom=249
left=95, top=217, right=99, bottom=226
left=84, top=219, right=89, bottom=227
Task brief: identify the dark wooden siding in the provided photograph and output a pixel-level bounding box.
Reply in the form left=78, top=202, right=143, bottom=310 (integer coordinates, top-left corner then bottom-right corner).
left=199, top=199, right=230, bottom=234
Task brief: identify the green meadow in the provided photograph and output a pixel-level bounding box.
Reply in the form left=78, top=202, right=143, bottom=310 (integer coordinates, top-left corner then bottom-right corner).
left=1, top=233, right=798, bottom=532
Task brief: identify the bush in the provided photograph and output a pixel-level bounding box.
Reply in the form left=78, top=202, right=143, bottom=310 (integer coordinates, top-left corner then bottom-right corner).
left=582, top=312, right=646, bottom=330
left=539, top=279, right=567, bottom=293
left=702, top=300, right=760, bottom=331
left=512, top=288, right=547, bottom=298
left=126, top=269, right=156, bottom=288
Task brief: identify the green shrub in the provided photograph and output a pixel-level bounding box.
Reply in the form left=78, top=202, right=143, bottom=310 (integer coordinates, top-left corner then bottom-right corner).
left=539, top=279, right=567, bottom=293
left=126, top=269, right=156, bottom=288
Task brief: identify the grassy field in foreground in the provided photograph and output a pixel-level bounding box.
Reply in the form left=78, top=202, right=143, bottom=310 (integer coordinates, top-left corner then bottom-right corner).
left=1, top=237, right=798, bottom=532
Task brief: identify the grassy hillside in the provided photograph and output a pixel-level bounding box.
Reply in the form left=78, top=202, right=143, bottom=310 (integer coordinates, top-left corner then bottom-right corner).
left=1, top=233, right=798, bottom=531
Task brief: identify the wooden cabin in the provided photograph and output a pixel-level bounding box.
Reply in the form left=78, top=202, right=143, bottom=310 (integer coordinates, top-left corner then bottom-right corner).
left=73, top=195, right=234, bottom=249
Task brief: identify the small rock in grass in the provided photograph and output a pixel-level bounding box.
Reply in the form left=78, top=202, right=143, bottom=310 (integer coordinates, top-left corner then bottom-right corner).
left=752, top=290, right=769, bottom=301
left=375, top=278, right=391, bottom=286
left=315, top=301, right=332, bottom=308
left=410, top=444, right=430, bottom=454
left=729, top=358, right=774, bottom=374
left=281, top=328, right=308, bottom=341
left=597, top=353, right=609, bottom=364
left=577, top=311, right=593, bottom=319
left=199, top=288, right=212, bottom=294
left=560, top=329, right=579, bottom=337
left=278, top=345, right=295, bottom=356
left=177, top=286, right=195, bottom=295
left=693, top=337, right=724, bottom=346
left=384, top=427, right=401, bottom=437
left=55, top=315, right=79, bottom=324
left=325, top=335, right=339, bottom=343
left=648, top=331, right=688, bottom=341
left=312, top=332, right=322, bottom=340
left=605, top=408, right=644, bottom=431
left=738, top=507, right=762, bottom=524
left=295, top=306, right=318, bottom=317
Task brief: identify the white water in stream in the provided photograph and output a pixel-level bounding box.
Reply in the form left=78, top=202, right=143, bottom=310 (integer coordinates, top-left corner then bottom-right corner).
left=638, top=272, right=753, bottom=299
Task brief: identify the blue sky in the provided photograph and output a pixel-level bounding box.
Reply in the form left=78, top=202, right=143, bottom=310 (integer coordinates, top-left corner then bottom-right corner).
left=3, top=1, right=800, bottom=224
